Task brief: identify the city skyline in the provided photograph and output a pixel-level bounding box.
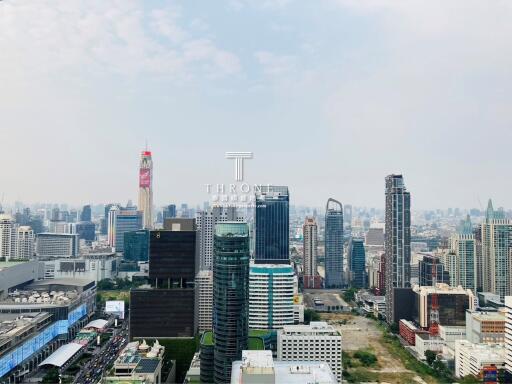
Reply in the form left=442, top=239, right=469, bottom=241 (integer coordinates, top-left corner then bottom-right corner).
left=1, top=1, right=512, bottom=209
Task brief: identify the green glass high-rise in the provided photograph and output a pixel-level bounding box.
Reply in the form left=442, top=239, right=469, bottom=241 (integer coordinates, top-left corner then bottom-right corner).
left=212, top=222, right=250, bottom=384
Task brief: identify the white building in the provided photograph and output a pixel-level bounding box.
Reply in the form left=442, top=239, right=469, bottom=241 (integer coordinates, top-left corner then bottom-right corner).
left=466, top=309, right=506, bottom=344
left=196, top=207, right=240, bottom=270
left=15, top=226, right=35, bottom=260
left=196, top=270, right=213, bottom=332
left=42, top=253, right=118, bottom=282
left=0, top=215, right=15, bottom=260
left=454, top=339, right=506, bottom=378
left=302, top=217, right=317, bottom=277
left=277, top=322, right=342, bottom=382
left=414, top=333, right=444, bottom=359
left=439, top=325, right=466, bottom=350
left=249, top=264, right=295, bottom=329
left=36, top=233, right=79, bottom=259
left=231, top=350, right=337, bottom=384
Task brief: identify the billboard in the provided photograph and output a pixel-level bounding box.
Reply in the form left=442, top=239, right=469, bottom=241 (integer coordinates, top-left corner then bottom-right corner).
left=139, top=168, right=151, bottom=188
left=105, top=300, right=125, bottom=319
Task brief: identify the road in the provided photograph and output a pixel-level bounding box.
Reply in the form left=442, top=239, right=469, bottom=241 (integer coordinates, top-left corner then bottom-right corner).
left=73, top=321, right=129, bottom=384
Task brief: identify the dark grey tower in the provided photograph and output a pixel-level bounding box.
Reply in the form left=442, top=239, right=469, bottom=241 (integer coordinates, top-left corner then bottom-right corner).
left=385, top=174, right=411, bottom=324
left=325, top=198, right=344, bottom=288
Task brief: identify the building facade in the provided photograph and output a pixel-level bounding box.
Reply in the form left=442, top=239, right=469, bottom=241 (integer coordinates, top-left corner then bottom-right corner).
left=249, top=264, right=295, bottom=329
left=348, top=238, right=366, bottom=288
left=385, top=174, right=411, bottom=323
left=123, top=230, right=149, bottom=262
left=0, top=215, right=15, bottom=260
left=196, top=270, right=213, bottom=332
left=15, top=226, right=35, bottom=260
left=302, top=217, right=318, bottom=279
left=277, top=321, right=343, bottom=382
left=324, top=198, right=343, bottom=288
left=138, top=150, right=153, bottom=229
left=36, top=233, right=79, bottom=259
left=213, top=222, right=250, bottom=384
left=255, top=186, right=289, bottom=264
left=450, top=215, right=477, bottom=291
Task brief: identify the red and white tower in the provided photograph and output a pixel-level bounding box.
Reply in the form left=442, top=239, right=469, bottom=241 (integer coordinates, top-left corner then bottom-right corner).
left=138, top=150, right=153, bottom=229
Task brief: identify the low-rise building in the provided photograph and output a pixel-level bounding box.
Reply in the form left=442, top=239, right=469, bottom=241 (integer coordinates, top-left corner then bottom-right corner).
left=454, top=340, right=506, bottom=378
left=231, top=350, right=337, bottom=384
left=102, top=340, right=174, bottom=384
left=466, top=308, right=506, bottom=344
left=277, top=321, right=342, bottom=382
left=414, top=333, right=444, bottom=359
left=439, top=325, right=466, bottom=350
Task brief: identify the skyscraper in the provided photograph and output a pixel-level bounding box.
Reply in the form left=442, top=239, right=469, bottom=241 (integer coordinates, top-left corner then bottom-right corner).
left=196, top=206, right=239, bottom=270
left=0, top=215, right=15, bottom=260
left=80, top=204, right=92, bottom=222
left=255, top=186, right=289, bottom=264
left=325, top=198, right=344, bottom=288
left=348, top=238, right=366, bottom=288
left=385, top=174, right=411, bottom=324
left=15, top=226, right=35, bottom=260
left=108, top=206, right=143, bottom=252
left=302, top=217, right=318, bottom=283
left=138, top=150, right=153, bottom=229
left=482, top=200, right=512, bottom=300
left=213, top=222, right=250, bottom=384
left=450, top=215, right=477, bottom=291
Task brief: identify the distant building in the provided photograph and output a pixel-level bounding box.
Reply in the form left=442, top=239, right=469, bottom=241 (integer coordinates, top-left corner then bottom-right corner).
left=465, top=308, right=506, bottom=344
left=163, top=204, right=176, bottom=220
left=108, top=207, right=143, bottom=253
left=36, top=233, right=79, bottom=259
left=80, top=205, right=92, bottom=222
left=15, top=226, right=34, bottom=260
left=481, top=200, right=512, bottom=299
left=72, top=221, right=96, bottom=244
left=348, top=238, right=366, bottom=288
left=365, top=227, right=384, bottom=249
left=123, top=230, right=149, bottom=262
left=385, top=174, right=411, bottom=324
left=302, top=217, right=318, bottom=287
left=324, top=198, right=343, bottom=288
left=449, top=215, right=477, bottom=291
left=196, top=270, right=213, bottom=332
left=0, top=215, right=15, bottom=260
left=277, top=322, right=342, bottom=383
left=455, top=340, right=506, bottom=378
left=138, top=150, right=153, bottom=229
left=418, top=254, right=450, bottom=287
left=255, top=186, right=289, bottom=264
left=230, top=350, right=337, bottom=384
left=213, top=222, right=250, bottom=383
left=42, top=252, right=118, bottom=282
left=249, top=264, right=295, bottom=329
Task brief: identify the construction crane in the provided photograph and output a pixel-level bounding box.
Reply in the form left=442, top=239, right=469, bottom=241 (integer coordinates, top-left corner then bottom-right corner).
left=429, top=256, right=440, bottom=336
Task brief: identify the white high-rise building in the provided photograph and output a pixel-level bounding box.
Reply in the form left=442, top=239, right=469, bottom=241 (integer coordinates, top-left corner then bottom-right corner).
left=278, top=322, right=343, bottom=383
left=196, top=270, right=213, bottom=332
left=481, top=200, right=512, bottom=299
left=0, top=215, right=15, bottom=260
left=302, top=217, right=317, bottom=277
left=138, top=150, right=153, bottom=229
left=449, top=215, right=477, bottom=291
left=15, top=226, right=35, bottom=260
left=505, top=296, right=512, bottom=374
left=249, top=264, right=295, bottom=329
left=196, top=206, right=240, bottom=270
left=107, top=205, right=119, bottom=247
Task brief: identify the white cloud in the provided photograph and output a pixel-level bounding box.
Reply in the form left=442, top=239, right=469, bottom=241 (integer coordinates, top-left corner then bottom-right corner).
left=255, top=51, right=296, bottom=76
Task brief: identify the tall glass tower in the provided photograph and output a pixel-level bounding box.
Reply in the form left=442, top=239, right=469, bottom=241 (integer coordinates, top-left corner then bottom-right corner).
left=384, top=174, right=411, bottom=324
left=325, top=198, right=344, bottom=288
left=138, top=150, right=153, bottom=229
left=255, top=186, right=289, bottom=264
left=348, top=238, right=366, bottom=288
left=213, top=222, right=250, bottom=384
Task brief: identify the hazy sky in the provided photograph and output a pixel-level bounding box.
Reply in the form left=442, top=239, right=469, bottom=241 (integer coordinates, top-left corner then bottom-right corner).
left=1, top=0, right=511, bottom=209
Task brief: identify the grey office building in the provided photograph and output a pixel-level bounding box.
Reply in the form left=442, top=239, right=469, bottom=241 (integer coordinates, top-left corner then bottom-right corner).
left=325, top=198, right=344, bottom=288
left=255, top=186, right=289, bottom=264
left=385, top=174, right=411, bottom=324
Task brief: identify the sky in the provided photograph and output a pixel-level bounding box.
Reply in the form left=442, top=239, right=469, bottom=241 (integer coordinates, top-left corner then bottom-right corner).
left=1, top=0, right=511, bottom=210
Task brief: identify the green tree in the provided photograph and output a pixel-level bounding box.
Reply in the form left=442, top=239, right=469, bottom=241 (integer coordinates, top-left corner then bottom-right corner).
left=42, top=368, right=60, bottom=384
left=343, top=288, right=358, bottom=303
left=304, top=309, right=320, bottom=324
left=458, top=374, right=480, bottom=383
left=424, top=350, right=437, bottom=366
left=354, top=350, right=378, bottom=367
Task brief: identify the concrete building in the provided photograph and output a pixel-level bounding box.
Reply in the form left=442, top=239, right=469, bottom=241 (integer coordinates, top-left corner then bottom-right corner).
left=102, top=340, right=173, bottom=384
left=36, top=233, right=79, bottom=259
left=414, top=333, right=444, bottom=359
left=0, top=261, right=42, bottom=300
left=249, top=264, right=295, bottom=330
left=196, top=270, right=213, bottom=332
left=302, top=217, right=318, bottom=285
left=466, top=309, right=506, bottom=344
left=450, top=215, right=477, bottom=291
left=438, top=325, right=466, bottom=350
left=15, top=226, right=35, bottom=260
left=42, top=252, right=118, bottom=282
left=231, top=350, right=337, bottom=384
left=455, top=340, right=506, bottom=378
left=385, top=175, right=411, bottom=324
left=138, top=150, right=154, bottom=229
left=481, top=200, right=512, bottom=299
left=505, top=296, right=512, bottom=374
left=324, top=198, right=343, bottom=288
left=196, top=206, right=240, bottom=270
left=277, top=322, right=342, bottom=382
left=0, top=215, right=15, bottom=260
